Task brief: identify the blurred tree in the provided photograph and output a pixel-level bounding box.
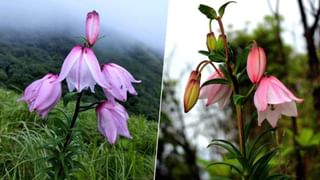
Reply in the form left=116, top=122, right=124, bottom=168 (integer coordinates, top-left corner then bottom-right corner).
left=156, top=79, right=201, bottom=180
left=296, top=0, right=320, bottom=128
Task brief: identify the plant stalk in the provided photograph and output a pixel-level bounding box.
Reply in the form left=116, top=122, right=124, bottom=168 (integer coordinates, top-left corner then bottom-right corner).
left=62, top=91, right=83, bottom=151
left=217, top=17, right=246, bottom=156
left=236, top=105, right=246, bottom=156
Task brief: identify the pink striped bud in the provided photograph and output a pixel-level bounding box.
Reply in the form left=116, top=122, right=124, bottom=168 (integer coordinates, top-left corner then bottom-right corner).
left=86, top=10, right=100, bottom=46
left=246, top=43, right=267, bottom=84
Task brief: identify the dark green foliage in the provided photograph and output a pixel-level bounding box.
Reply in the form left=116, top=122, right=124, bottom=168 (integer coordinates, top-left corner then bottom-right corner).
left=207, top=129, right=291, bottom=179
left=198, top=4, right=218, bottom=19
left=0, top=28, right=162, bottom=121
left=209, top=51, right=226, bottom=63
left=218, top=1, right=236, bottom=18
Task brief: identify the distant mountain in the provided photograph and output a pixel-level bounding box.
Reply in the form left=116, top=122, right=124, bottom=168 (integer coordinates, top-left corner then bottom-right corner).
left=0, top=28, right=163, bottom=121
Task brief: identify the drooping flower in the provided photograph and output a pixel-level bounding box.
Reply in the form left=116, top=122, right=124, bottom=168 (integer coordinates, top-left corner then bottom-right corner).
left=102, top=63, right=141, bottom=102
left=199, top=70, right=232, bottom=109
left=254, top=76, right=303, bottom=127
left=57, top=45, right=112, bottom=93
left=86, top=10, right=100, bottom=46
left=19, top=73, right=61, bottom=118
left=246, top=42, right=267, bottom=84
left=184, top=71, right=201, bottom=113
left=96, top=100, right=131, bottom=144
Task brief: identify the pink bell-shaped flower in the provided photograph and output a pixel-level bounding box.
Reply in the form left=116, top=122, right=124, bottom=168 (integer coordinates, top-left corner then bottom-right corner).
left=57, top=45, right=112, bottom=93
left=102, top=63, right=141, bottom=102
left=86, top=10, right=100, bottom=46
left=246, top=43, right=267, bottom=84
left=19, top=73, right=62, bottom=118
left=96, top=100, right=131, bottom=144
left=199, top=70, right=232, bottom=109
left=254, top=76, right=303, bottom=127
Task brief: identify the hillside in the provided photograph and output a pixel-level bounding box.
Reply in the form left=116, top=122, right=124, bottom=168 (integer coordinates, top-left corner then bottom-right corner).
left=0, top=28, right=163, bottom=120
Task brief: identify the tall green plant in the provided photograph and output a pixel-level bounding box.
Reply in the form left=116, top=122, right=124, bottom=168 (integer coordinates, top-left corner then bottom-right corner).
left=183, top=2, right=303, bottom=179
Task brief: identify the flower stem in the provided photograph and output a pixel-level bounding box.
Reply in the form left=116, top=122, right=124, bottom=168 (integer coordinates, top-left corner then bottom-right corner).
left=217, top=17, right=246, bottom=156
left=236, top=105, right=246, bottom=156
left=58, top=91, right=83, bottom=177
left=62, top=91, right=83, bottom=151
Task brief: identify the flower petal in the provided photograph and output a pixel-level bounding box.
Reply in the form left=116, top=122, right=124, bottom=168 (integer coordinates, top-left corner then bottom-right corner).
left=57, top=46, right=82, bottom=82
left=269, top=76, right=303, bottom=103
left=265, top=107, right=282, bottom=128
left=97, top=107, right=117, bottom=144
left=33, top=75, right=61, bottom=111
left=218, top=86, right=232, bottom=109
left=276, top=101, right=298, bottom=117
left=84, top=48, right=112, bottom=91
left=254, top=76, right=268, bottom=111
left=257, top=110, right=267, bottom=126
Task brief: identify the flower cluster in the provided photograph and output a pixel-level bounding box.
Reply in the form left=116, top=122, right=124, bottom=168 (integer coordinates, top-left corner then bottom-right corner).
left=183, top=40, right=303, bottom=128
left=19, top=10, right=140, bottom=144
left=247, top=42, right=303, bottom=127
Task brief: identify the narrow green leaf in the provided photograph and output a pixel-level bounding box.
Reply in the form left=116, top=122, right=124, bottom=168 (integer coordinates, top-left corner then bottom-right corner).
left=207, top=162, right=242, bottom=175
left=250, top=149, right=278, bottom=177
left=208, top=141, right=238, bottom=157
left=201, top=78, right=230, bottom=87
left=244, top=122, right=251, bottom=142
left=208, top=139, right=242, bottom=157
left=248, top=143, right=271, bottom=165
left=198, top=50, right=210, bottom=56
left=247, top=128, right=275, bottom=159
left=218, top=1, right=236, bottom=17
left=233, top=94, right=247, bottom=105
left=209, top=53, right=225, bottom=62
left=199, top=4, right=218, bottom=19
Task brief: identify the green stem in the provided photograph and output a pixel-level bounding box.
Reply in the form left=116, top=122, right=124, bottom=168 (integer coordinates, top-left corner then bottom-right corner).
left=246, top=85, right=256, bottom=97
left=236, top=105, right=246, bottom=157
left=58, top=91, right=83, bottom=177
left=62, top=91, right=83, bottom=151
left=217, top=17, right=246, bottom=157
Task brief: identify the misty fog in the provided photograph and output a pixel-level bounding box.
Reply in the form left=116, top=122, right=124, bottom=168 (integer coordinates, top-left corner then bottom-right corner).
left=0, top=0, right=168, bottom=53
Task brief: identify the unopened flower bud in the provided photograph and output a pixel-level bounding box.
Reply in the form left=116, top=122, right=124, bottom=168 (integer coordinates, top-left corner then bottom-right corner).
left=86, top=10, right=100, bottom=46
left=206, top=32, right=217, bottom=52
left=246, top=42, right=267, bottom=84
left=216, top=34, right=225, bottom=51
left=184, top=71, right=201, bottom=113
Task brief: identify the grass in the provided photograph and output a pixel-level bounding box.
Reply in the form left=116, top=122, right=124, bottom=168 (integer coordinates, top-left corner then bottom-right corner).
left=0, top=88, right=158, bottom=179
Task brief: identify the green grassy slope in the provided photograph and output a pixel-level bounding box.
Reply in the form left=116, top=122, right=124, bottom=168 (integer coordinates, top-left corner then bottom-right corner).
left=0, top=88, right=158, bottom=179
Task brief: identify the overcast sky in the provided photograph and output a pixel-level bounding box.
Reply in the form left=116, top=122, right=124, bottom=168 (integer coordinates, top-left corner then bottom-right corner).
left=0, top=0, right=169, bottom=52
